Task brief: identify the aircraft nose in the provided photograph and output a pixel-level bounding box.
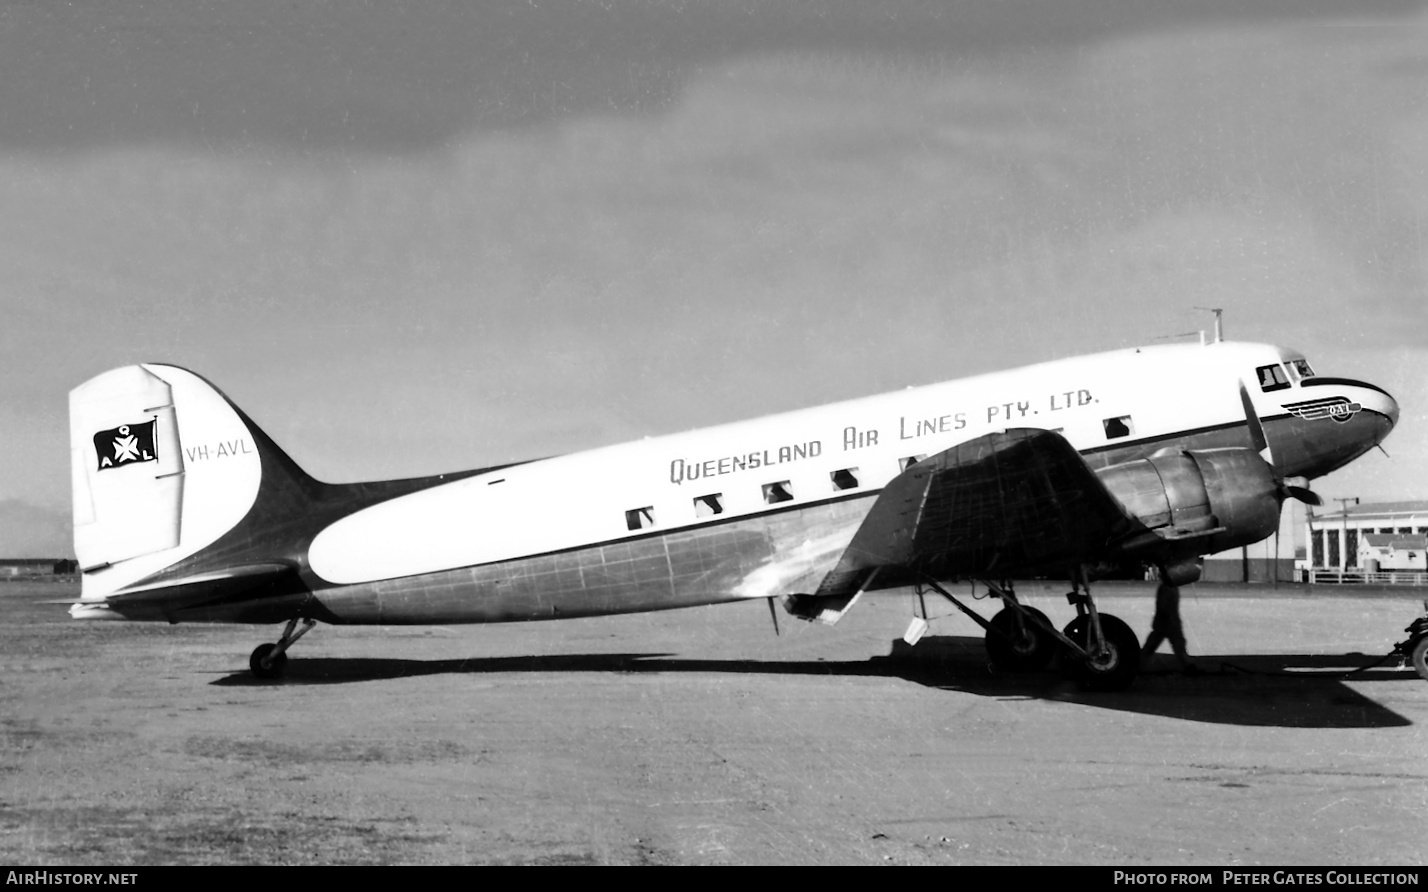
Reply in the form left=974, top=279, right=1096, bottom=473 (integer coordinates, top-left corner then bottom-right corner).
left=1337, top=380, right=1398, bottom=459
left=1383, top=389, right=1400, bottom=432
left=1359, top=383, right=1399, bottom=442
left=1271, top=377, right=1399, bottom=479
left=1365, top=385, right=1399, bottom=445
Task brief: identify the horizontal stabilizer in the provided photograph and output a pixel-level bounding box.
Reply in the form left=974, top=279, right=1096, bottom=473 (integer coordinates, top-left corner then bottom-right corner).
left=72, top=562, right=309, bottom=623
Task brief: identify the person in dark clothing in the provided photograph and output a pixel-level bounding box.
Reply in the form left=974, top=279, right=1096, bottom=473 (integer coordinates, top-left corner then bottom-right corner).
left=1142, top=582, right=1199, bottom=674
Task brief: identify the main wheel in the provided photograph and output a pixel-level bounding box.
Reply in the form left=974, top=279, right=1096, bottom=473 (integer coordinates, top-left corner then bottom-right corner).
left=1061, top=614, right=1140, bottom=691
left=1410, top=637, right=1428, bottom=682
left=249, top=642, right=288, bottom=680
left=985, top=607, right=1056, bottom=671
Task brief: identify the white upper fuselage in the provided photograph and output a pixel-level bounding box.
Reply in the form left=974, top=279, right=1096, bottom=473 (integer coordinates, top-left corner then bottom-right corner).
left=305, top=340, right=1347, bottom=586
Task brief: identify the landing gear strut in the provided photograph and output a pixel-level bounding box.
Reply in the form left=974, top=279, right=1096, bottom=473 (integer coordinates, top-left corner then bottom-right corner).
left=982, top=586, right=1056, bottom=671
left=914, top=578, right=1043, bottom=671
left=249, top=617, right=316, bottom=680
left=1057, top=570, right=1139, bottom=690
left=918, top=569, right=1140, bottom=690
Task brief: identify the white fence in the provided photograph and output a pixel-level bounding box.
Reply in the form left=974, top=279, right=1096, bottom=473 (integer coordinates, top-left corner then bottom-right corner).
left=1306, top=570, right=1428, bottom=585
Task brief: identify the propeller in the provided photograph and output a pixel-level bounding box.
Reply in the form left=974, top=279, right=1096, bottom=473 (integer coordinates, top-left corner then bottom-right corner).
left=1282, top=481, right=1322, bottom=507
left=1239, top=379, right=1321, bottom=507
left=1238, top=379, right=1273, bottom=465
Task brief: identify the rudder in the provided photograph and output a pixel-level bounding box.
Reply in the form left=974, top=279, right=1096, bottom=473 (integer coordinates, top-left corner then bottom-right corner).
left=70, top=364, right=282, bottom=600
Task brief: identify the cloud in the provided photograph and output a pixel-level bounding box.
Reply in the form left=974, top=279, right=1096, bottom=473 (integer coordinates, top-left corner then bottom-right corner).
left=8, top=1, right=1422, bottom=155
left=3, top=7, right=1426, bottom=512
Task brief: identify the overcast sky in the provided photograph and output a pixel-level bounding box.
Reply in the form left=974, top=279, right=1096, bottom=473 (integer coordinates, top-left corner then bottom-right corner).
left=3, top=0, right=1426, bottom=556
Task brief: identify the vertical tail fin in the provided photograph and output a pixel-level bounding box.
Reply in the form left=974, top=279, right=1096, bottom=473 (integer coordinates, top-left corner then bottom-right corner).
left=70, top=366, right=186, bottom=569
left=70, top=364, right=304, bottom=600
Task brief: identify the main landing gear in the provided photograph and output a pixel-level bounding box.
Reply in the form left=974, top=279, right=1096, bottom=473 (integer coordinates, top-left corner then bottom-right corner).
left=249, top=617, right=316, bottom=680
left=1059, top=590, right=1140, bottom=691
left=918, top=571, right=1141, bottom=691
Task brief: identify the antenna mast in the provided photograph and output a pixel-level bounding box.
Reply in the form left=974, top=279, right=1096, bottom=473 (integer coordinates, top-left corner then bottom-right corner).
left=1193, top=307, right=1224, bottom=344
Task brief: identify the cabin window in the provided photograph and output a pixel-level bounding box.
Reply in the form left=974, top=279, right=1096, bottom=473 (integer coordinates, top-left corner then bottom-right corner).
left=763, top=481, right=794, bottom=504
left=1256, top=363, right=1290, bottom=392
left=694, top=493, right=724, bottom=517
left=830, top=468, right=860, bottom=491
left=1102, top=415, right=1134, bottom=439
left=899, top=455, right=927, bottom=471
left=625, top=507, right=655, bottom=531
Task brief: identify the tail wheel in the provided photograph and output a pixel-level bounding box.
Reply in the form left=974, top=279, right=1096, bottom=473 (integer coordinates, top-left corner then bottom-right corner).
left=1062, top=614, right=1140, bottom=691
left=249, top=642, right=288, bottom=680
left=1411, top=637, right=1428, bottom=682
left=985, top=607, right=1056, bottom=671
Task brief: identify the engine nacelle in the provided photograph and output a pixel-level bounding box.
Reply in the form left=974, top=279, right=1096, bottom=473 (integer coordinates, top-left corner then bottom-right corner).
left=1095, top=447, right=1283, bottom=582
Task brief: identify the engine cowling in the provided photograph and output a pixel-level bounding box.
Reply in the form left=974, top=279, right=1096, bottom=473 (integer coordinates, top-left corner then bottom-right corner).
left=1095, top=447, right=1283, bottom=583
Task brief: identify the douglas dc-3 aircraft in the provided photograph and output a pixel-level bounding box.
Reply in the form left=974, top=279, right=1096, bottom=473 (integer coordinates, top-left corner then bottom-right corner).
left=67, top=338, right=1397, bottom=689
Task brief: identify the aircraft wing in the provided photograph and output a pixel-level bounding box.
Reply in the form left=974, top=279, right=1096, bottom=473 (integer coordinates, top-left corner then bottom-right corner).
left=784, top=428, right=1138, bottom=623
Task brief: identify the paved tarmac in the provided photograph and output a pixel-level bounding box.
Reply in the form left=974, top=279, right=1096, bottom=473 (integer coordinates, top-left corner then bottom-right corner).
left=1, top=579, right=1425, bottom=865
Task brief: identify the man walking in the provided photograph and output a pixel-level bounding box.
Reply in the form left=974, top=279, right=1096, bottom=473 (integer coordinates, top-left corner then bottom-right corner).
left=1142, top=581, right=1200, bottom=674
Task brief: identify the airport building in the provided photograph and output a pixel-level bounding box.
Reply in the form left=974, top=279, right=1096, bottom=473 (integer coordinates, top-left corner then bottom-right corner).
left=1197, top=500, right=1428, bottom=585
left=0, top=558, right=78, bottom=577
left=1301, top=500, right=1428, bottom=583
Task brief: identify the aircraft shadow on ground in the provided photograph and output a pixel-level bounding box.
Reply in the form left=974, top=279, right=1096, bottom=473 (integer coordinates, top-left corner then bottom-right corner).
left=213, top=635, right=1417, bottom=729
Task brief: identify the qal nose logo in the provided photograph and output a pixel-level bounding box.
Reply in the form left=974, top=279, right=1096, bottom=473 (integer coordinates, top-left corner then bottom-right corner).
left=1284, top=397, right=1363, bottom=425
left=93, top=420, right=158, bottom=470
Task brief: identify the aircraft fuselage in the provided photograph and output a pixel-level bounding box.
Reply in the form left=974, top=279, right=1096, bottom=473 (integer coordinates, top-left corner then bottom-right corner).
left=69, top=340, right=1397, bottom=627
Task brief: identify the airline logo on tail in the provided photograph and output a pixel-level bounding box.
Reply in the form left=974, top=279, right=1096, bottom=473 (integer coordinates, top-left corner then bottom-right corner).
left=93, top=419, right=159, bottom=470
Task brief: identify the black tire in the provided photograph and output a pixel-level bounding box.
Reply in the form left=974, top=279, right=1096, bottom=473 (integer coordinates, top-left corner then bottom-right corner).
left=1411, top=637, right=1428, bottom=682
left=249, top=642, right=288, bottom=680
left=985, top=607, right=1056, bottom=671
left=1061, top=613, right=1140, bottom=691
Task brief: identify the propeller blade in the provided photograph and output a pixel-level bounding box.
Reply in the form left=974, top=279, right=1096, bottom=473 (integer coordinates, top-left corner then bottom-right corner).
left=1283, top=484, right=1323, bottom=507
left=1238, top=379, right=1273, bottom=466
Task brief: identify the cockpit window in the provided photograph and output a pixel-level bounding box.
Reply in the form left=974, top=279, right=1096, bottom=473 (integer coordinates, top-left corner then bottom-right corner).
left=1256, top=363, right=1290, bottom=392
left=1289, top=359, right=1315, bottom=380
